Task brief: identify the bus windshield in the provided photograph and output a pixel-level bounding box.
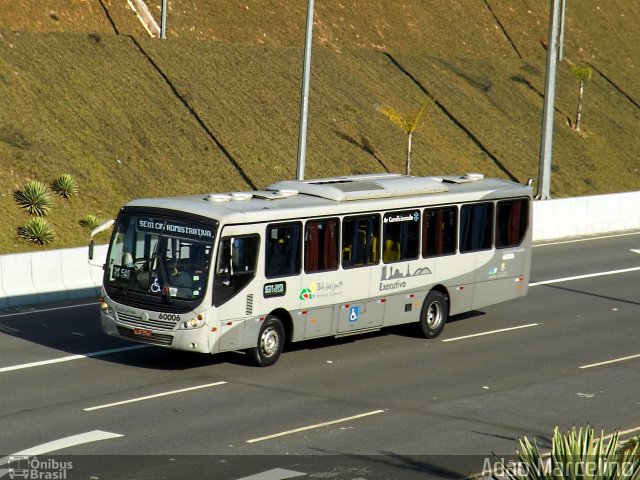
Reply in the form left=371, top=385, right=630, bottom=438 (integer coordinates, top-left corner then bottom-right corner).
left=104, top=213, right=216, bottom=303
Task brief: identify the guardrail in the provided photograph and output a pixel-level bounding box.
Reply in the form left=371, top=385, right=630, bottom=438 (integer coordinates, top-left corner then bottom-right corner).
left=0, top=191, right=638, bottom=308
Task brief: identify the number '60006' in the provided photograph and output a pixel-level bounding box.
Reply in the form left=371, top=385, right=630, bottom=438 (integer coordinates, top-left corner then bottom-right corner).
left=159, top=313, right=181, bottom=321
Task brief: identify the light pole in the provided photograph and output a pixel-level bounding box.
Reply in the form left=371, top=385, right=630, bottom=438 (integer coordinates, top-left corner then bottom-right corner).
left=296, top=0, right=315, bottom=181
left=160, top=0, right=168, bottom=39
left=537, top=0, right=561, bottom=200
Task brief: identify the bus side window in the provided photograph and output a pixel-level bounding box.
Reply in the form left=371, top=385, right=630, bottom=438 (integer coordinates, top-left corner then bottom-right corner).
left=460, top=202, right=494, bottom=253
left=382, top=210, right=420, bottom=263
left=213, top=235, right=260, bottom=307
left=342, top=214, right=380, bottom=268
left=265, top=222, right=301, bottom=278
left=496, top=199, right=529, bottom=248
left=423, top=207, right=457, bottom=257
left=305, top=218, right=339, bottom=273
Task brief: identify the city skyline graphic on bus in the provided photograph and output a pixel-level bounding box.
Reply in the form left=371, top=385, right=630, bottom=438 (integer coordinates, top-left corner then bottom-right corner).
left=380, top=264, right=432, bottom=281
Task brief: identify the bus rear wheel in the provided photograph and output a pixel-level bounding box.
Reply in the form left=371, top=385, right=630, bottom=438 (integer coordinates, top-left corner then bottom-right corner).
left=251, top=315, right=285, bottom=367
left=418, top=290, right=448, bottom=339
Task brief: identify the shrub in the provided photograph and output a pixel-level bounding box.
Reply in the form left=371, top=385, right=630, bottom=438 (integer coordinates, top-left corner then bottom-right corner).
left=18, top=217, right=55, bottom=245
left=79, top=214, right=102, bottom=230
left=14, top=181, right=53, bottom=216
left=51, top=173, right=79, bottom=198
left=484, top=425, right=640, bottom=480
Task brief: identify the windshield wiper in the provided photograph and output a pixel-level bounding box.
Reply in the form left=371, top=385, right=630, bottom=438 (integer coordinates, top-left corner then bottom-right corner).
left=150, top=222, right=173, bottom=304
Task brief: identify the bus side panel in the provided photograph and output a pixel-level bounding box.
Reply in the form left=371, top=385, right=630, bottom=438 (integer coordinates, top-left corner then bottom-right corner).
left=436, top=254, right=476, bottom=315
left=471, top=245, right=530, bottom=310
left=302, top=306, right=335, bottom=338
left=218, top=319, right=246, bottom=351
left=383, top=289, right=427, bottom=326
left=337, top=298, right=384, bottom=332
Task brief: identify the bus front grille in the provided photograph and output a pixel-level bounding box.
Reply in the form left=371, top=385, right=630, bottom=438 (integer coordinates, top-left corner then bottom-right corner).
left=116, top=311, right=177, bottom=331
left=117, top=326, right=174, bottom=346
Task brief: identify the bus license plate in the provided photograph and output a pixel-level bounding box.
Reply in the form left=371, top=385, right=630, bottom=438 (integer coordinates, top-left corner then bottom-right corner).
left=132, top=327, right=152, bottom=337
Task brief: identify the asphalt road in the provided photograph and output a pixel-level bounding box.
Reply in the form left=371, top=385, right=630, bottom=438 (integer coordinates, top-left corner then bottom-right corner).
left=0, top=232, right=639, bottom=479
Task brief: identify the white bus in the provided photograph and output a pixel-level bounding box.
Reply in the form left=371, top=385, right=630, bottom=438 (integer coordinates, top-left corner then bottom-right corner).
left=90, top=173, right=532, bottom=366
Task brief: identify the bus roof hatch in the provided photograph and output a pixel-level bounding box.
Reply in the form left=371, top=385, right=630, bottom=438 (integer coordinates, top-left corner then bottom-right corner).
left=268, top=174, right=449, bottom=201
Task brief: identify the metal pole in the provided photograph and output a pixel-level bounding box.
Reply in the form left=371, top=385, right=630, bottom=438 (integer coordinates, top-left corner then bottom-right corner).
left=296, top=0, right=315, bottom=181
left=537, top=0, right=561, bottom=200
left=160, top=0, right=168, bottom=39
left=558, top=0, right=566, bottom=60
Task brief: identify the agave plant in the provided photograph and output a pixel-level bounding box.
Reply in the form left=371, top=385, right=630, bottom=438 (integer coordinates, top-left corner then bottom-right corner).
left=79, top=214, right=102, bottom=230
left=14, top=180, right=53, bottom=216
left=18, top=217, right=55, bottom=245
left=51, top=173, right=79, bottom=198
left=485, top=425, right=640, bottom=480
left=619, top=437, right=640, bottom=456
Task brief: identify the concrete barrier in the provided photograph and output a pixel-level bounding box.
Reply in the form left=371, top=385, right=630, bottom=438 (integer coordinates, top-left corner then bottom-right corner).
left=532, top=191, right=640, bottom=241
left=0, top=245, right=107, bottom=308
left=0, top=191, right=638, bottom=309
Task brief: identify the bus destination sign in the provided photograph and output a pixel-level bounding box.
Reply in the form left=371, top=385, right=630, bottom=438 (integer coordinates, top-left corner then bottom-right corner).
left=137, top=218, right=213, bottom=240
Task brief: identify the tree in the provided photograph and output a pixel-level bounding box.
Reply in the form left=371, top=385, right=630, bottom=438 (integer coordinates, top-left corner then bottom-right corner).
left=570, top=63, right=592, bottom=132
left=379, top=96, right=431, bottom=175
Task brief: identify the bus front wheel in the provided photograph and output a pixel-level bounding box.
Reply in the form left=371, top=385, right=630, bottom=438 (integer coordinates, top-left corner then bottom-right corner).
left=251, top=315, right=285, bottom=367
left=418, top=290, right=448, bottom=339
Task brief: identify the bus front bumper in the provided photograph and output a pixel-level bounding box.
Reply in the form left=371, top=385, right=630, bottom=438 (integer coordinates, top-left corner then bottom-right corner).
left=101, top=312, right=212, bottom=353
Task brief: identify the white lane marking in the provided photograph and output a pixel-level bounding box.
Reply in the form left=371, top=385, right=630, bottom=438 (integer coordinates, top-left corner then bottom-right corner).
left=0, top=302, right=97, bottom=319
left=534, top=231, right=640, bottom=247
left=580, top=353, right=640, bottom=369
left=246, top=409, right=385, bottom=444
left=236, top=468, right=307, bottom=480
left=84, top=381, right=227, bottom=411
left=632, top=249, right=640, bottom=255
left=442, top=323, right=539, bottom=343
left=0, top=324, right=21, bottom=334
left=0, top=430, right=122, bottom=467
left=529, top=266, right=640, bottom=286
left=0, top=345, right=150, bottom=374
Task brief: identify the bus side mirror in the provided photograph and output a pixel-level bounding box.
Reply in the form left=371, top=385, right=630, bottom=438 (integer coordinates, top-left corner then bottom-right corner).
left=88, top=219, right=115, bottom=264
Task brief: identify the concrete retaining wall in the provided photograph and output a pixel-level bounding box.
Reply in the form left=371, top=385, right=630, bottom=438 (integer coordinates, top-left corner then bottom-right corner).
left=0, top=191, right=638, bottom=309
left=0, top=245, right=108, bottom=308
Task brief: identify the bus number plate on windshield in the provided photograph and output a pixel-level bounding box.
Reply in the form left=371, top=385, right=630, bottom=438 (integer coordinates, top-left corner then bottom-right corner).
left=132, top=327, right=152, bottom=337
left=113, top=265, right=135, bottom=280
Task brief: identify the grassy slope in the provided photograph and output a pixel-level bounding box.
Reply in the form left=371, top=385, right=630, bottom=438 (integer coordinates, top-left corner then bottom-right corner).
left=0, top=0, right=638, bottom=254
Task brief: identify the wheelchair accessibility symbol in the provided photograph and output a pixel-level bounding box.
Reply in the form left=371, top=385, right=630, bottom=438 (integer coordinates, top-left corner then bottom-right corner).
left=150, top=278, right=162, bottom=293
left=348, top=306, right=360, bottom=323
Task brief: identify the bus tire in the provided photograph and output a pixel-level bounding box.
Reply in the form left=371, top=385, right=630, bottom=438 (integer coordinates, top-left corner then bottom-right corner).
left=251, top=315, right=285, bottom=367
left=418, top=290, right=447, bottom=339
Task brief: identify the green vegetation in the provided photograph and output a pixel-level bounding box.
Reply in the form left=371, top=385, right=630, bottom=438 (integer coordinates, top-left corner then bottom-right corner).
left=569, top=64, right=593, bottom=132
left=13, top=181, right=53, bottom=217
left=18, top=218, right=55, bottom=246
left=485, top=425, right=640, bottom=480
left=380, top=97, right=431, bottom=175
left=0, top=1, right=638, bottom=253
left=79, top=214, right=103, bottom=231
left=51, top=173, right=79, bottom=198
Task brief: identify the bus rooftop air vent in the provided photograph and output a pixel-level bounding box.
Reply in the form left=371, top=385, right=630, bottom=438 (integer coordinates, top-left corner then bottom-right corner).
left=204, top=193, right=232, bottom=203
left=230, top=192, right=253, bottom=201
left=465, top=173, right=484, bottom=181
left=276, top=189, right=298, bottom=197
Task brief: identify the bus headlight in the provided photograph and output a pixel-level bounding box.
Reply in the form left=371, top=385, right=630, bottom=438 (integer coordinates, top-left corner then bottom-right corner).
left=183, top=314, right=205, bottom=329
left=99, top=298, right=112, bottom=315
